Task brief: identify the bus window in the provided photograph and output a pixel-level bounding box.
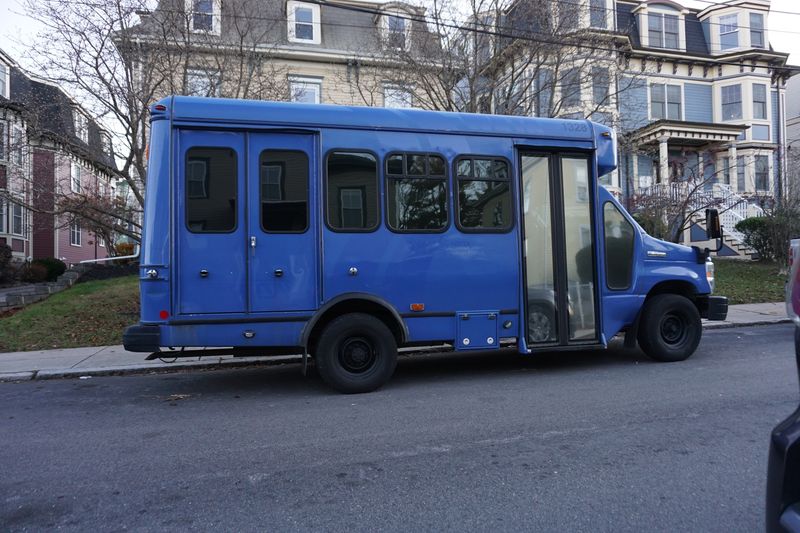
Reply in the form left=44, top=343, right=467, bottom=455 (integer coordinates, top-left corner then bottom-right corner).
left=185, top=147, right=237, bottom=233
left=455, top=156, right=512, bottom=232
left=259, top=150, right=308, bottom=233
left=386, top=153, right=448, bottom=232
left=603, top=201, right=635, bottom=290
left=326, top=151, right=379, bottom=231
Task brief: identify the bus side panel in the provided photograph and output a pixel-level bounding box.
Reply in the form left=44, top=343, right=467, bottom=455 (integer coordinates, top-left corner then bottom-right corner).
left=139, top=115, right=172, bottom=324
left=320, top=130, right=520, bottom=345
left=160, top=322, right=306, bottom=348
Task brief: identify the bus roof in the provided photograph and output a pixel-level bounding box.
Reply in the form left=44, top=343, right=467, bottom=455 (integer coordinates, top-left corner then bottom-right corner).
left=159, top=96, right=606, bottom=143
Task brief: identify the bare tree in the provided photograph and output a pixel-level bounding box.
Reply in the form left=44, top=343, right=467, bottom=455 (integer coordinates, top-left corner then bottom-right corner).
left=16, top=0, right=290, bottom=245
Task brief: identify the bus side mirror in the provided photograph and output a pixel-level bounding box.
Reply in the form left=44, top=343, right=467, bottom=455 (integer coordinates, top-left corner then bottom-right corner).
left=706, top=209, right=722, bottom=240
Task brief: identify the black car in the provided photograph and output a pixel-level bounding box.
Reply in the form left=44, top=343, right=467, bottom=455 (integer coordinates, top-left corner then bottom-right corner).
left=767, top=239, right=800, bottom=533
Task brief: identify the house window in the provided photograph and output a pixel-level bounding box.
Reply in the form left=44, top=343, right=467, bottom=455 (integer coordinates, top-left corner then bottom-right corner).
left=720, top=14, right=738, bottom=50
left=649, top=13, right=679, bottom=49
left=721, top=84, right=742, bottom=120
left=287, top=1, right=321, bottom=44
left=384, top=85, right=413, bottom=108
left=11, top=125, right=24, bottom=166
left=590, top=0, right=607, bottom=29
left=98, top=235, right=105, bottom=247
left=187, top=0, right=219, bottom=33
left=186, top=68, right=220, bottom=97
left=592, top=67, right=609, bottom=105
left=0, top=122, right=5, bottom=161
left=70, top=220, right=81, bottom=246
left=385, top=14, right=407, bottom=49
left=650, top=84, right=681, bottom=120
left=101, top=133, right=112, bottom=156
left=289, top=76, right=321, bottom=104
left=753, top=83, right=767, bottom=120
left=0, top=63, right=8, bottom=98
left=12, top=203, right=24, bottom=236
left=71, top=162, right=82, bottom=193
left=750, top=13, right=764, bottom=48
left=755, top=155, right=769, bottom=191
left=186, top=158, right=207, bottom=198
left=561, top=68, right=581, bottom=108
left=0, top=200, right=4, bottom=233
left=73, top=109, right=88, bottom=143
left=340, top=189, right=364, bottom=228
left=736, top=155, right=745, bottom=191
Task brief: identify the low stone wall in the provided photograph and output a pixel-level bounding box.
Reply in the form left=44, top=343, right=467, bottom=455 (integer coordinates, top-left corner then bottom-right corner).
left=0, top=266, right=87, bottom=313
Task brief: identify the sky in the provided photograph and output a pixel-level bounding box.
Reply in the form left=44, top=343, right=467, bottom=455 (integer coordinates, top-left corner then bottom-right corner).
left=1, top=0, right=799, bottom=67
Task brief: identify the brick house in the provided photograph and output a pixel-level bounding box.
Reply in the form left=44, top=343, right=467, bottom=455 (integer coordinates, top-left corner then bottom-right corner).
left=0, top=49, right=119, bottom=265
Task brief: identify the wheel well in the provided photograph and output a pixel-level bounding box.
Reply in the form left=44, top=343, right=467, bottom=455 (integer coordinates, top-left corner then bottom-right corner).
left=306, top=299, right=405, bottom=354
left=646, top=280, right=699, bottom=307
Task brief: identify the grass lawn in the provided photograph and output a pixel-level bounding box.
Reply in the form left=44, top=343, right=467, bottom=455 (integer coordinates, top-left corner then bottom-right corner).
left=0, top=276, right=139, bottom=352
left=714, top=259, right=786, bottom=305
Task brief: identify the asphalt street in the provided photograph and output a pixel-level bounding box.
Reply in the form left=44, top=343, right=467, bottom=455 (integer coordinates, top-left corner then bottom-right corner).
left=1, top=324, right=798, bottom=532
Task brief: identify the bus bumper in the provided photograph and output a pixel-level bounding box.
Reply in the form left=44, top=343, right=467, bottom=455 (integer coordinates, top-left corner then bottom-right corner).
left=700, top=295, right=728, bottom=321
left=123, top=324, right=161, bottom=352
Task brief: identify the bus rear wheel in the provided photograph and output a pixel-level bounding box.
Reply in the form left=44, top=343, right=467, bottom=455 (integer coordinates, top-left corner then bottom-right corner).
left=315, top=313, right=398, bottom=394
left=638, top=294, right=701, bottom=362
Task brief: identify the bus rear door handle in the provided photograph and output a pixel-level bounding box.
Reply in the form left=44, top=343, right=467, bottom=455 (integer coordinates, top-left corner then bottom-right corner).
left=199, top=269, right=208, bottom=278
left=274, top=269, right=284, bottom=277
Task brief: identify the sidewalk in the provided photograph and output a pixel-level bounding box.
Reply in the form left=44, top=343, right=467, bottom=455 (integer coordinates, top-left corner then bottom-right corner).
left=0, top=303, right=792, bottom=382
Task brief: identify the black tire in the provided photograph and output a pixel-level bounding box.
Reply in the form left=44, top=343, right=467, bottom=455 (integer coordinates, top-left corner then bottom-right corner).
left=528, top=304, right=555, bottom=343
left=315, top=313, right=398, bottom=394
left=638, top=294, right=702, bottom=362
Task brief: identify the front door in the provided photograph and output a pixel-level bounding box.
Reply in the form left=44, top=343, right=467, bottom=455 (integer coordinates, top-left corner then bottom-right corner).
left=519, top=152, right=599, bottom=347
left=247, top=133, right=317, bottom=312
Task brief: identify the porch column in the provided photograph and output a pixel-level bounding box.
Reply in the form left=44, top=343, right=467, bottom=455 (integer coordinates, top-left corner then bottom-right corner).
left=631, top=152, right=639, bottom=190
left=728, top=142, right=738, bottom=192
left=658, top=136, right=669, bottom=184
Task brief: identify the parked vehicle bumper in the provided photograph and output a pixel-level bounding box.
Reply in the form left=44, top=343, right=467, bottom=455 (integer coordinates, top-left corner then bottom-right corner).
left=122, top=324, right=161, bottom=352
left=699, top=295, right=728, bottom=321
left=766, top=327, right=800, bottom=533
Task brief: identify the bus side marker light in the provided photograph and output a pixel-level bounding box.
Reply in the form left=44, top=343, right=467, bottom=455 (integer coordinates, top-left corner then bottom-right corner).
left=159, top=310, right=169, bottom=320
left=410, top=303, right=425, bottom=312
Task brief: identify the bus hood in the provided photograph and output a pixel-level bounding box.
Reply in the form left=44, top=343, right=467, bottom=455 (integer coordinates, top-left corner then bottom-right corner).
left=641, top=234, right=697, bottom=263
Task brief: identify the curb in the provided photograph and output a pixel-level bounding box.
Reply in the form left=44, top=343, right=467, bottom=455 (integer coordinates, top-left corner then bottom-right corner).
left=0, top=321, right=792, bottom=383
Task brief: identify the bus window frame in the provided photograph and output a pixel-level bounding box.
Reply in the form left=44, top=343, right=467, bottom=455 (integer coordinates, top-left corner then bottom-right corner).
left=453, top=154, right=515, bottom=234
left=383, top=151, right=450, bottom=234
left=184, top=145, right=239, bottom=235
left=258, top=148, right=311, bottom=235
left=323, top=148, right=381, bottom=234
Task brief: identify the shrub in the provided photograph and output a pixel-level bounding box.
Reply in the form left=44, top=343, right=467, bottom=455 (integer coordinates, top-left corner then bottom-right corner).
left=0, top=243, right=12, bottom=282
left=735, top=217, right=772, bottom=260
left=32, top=258, right=67, bottom=281
left=18, top=263, right=49, bottom=283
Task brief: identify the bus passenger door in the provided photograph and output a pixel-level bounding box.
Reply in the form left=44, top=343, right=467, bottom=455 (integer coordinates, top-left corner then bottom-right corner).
left=519, top=152, right=599, bottom=347
left=247, top=133, right=317, bottom=313
left=177, top=130, right=247, bottom=314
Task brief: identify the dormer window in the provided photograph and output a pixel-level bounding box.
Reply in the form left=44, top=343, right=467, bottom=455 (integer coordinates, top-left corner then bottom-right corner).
left=385, top=14, right=407, bottom=50
left=186, top=0, right=220, bottom=34
left=750, top=13, right=764, bottom=48
left=288, top=1, right=321, bottom=44
left=648, top=12, right=679, bottom=49
left=719, top=13, right=738, bottom=50
left=0, top=63, right=8, bottom=99
left=101, top=132, right=112, bottom=156
left=590, top=0, right=608, bottom=29
left=73, top=109, right=88, bottom=143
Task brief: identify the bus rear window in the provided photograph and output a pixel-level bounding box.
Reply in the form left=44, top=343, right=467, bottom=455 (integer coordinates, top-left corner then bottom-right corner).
left=326, top=151, right=379, bottom=231
left=186, top=147, right=237, bottom=233
left=456, top=156, right=512, bottom=232
left=259, top=150, right=308, bottom=233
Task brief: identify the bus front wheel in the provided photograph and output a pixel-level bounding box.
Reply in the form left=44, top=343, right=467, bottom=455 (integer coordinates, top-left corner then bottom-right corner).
left=638, top=294, right=702, bottom=362
left=315, top=313, right=398, bottom=394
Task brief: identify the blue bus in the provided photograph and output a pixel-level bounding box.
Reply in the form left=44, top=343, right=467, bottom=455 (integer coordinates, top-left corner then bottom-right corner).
left=123, top=96, right=728, bottom=393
